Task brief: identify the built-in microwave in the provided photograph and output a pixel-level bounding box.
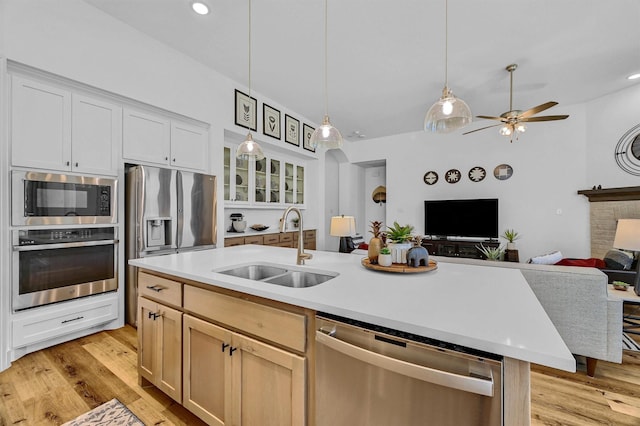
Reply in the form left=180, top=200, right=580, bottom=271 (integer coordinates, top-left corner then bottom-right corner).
left=11, top=171, right=117, bottom=226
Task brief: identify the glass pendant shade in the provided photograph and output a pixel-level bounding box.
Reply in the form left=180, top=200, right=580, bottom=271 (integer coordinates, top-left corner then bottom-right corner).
left=424, top=87, right=472, bottom=133
left=236, top=132, right=264, bottom=160
left=310, top=115, right=343, bottom=149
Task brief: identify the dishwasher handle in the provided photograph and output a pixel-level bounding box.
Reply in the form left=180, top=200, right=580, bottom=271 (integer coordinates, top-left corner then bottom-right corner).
left=316, top=330, right=494, bottom=397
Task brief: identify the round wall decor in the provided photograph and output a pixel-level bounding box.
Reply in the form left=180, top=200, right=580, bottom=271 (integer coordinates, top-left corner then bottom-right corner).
left=445, top=169, right=461, bottom=184
left=493, top=164, right=513, bottom=180
left=615, top=123, right=640, bottom=176
left=468, top=166, right=486, bottom=182
left=423, top=171, right=438, bottom=185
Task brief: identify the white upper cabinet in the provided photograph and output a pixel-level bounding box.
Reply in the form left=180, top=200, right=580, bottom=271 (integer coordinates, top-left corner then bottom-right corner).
left=11, top=76, right=120, bottom=175
left=123, top=107, right=208, bottom=171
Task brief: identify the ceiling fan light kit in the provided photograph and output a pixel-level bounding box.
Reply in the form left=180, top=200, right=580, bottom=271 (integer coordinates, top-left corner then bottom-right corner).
left=463, top=63, right=569, bottom=142
left=424, top=0, right=472, bottom=134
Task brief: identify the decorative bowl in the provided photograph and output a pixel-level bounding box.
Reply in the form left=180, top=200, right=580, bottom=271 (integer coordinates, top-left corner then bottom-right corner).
left=613, top=281, right=630, bottom=291
left=250, top=224, right=269, bottom=232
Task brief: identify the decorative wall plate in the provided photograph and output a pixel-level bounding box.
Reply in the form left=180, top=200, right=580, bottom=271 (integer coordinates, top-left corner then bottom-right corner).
left=493, top=164, right=513, bottom=180
left=445, top=169, right=461, bottom=184
left=468, top=166, right=486, bottom=182
left=423, top=171, right=438, bottom=185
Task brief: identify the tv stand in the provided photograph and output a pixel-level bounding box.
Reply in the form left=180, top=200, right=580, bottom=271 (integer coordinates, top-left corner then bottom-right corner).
left=421, top=238, right=499, bottom=260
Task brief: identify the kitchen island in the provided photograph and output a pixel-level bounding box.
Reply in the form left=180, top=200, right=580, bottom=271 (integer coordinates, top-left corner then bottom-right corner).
left=130, top=245, right=575, bottom=425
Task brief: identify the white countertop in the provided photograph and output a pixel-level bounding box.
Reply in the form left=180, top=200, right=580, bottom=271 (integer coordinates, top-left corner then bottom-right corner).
left=129, top=245, right=575, bottom=372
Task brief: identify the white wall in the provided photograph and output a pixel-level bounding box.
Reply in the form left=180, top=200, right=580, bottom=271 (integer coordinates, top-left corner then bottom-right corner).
left=342, top=103, right=590, bottom=262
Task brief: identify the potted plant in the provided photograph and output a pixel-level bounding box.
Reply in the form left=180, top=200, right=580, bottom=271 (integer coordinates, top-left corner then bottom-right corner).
left=291, top=217, right=300, bottom=228
left=501, top=229, right=520, bottom=250
left=368, top=221, right=383, bottom=264
left=476, top=243, right=505, bottom=261
left=386, top=222, right=414, bottom=263
left=378, top=246, right=393, bottom=267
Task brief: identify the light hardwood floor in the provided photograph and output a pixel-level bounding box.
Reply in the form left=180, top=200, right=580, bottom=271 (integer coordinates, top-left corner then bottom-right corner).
left=1, top=325, right=640, bottom=425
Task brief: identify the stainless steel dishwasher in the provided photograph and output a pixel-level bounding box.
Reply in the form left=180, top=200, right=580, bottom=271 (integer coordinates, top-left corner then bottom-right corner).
left=316, top=314, right=503, bottom=426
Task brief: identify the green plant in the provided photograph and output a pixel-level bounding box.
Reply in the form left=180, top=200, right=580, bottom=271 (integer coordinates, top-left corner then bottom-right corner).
left=369, top=221, right=383, bottom=238
left=380, top=247, right=391, bottom=255
left=476, top=243, right=504, bottom=260
left=613, top=281, right=630, bottom=287
left=386, top=221, right=414, bottom=243
left=501, top=229, right=520, bottom=243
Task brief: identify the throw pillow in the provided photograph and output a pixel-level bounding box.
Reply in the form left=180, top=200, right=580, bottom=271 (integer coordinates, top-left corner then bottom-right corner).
left=529, top=250, right=563, bottom=265
left=603, top=249, right=634, bottom=270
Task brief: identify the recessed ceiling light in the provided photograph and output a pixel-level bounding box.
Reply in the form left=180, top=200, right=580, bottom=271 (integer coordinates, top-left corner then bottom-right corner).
left=191, top=2, right=209, bottom=15
left=627, top=73, right=640, bottom=80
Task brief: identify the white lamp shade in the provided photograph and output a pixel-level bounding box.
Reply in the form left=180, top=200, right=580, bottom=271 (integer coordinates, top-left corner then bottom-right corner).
left=330, top=216, right=356, bottom=237
left=236, top=132, right=265, bottom=160
left=613, top=219, right=640, bottom=251
left=310, top=115, right=343, bottom=149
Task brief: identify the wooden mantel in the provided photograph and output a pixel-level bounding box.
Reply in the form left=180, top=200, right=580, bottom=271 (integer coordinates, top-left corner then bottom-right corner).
left=578, top=186, right=640, bottom=202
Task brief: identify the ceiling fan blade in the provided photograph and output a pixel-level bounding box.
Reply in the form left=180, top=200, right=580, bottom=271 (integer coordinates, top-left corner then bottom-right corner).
left=462, top=124, right=502, bottom=135
left=519, top=115, right=569, bottom=122
left=519, top=101, right=558, bottom=118
left=476, top=115, right=507, bottom=121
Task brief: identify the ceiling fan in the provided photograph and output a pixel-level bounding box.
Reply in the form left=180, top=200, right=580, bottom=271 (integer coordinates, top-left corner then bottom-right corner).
left=463, top=64, right=569, bottom=142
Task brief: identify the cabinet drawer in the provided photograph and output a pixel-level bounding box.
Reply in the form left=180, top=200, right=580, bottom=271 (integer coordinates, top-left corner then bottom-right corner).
left=244, top=235, right=263, bottom=245
left=263, top=234, right=280, bottom=245
left=225, top=237, right=245, bottom=247
left=12, top=293, right=118, bottom=347
left=304, top=230, right=316, bottom=240
left=279, top=233, right=293, bottom=242
left=138, top=271, right=182, bottom=307
left=184, top=285, right=306, bottom=352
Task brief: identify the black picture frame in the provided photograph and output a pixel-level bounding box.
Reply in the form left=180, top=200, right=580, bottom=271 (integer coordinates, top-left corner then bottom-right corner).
left=285, top=114, right=300, bottom=146
left=303, top=124, right=315, bottom=152
left=262, top=103, right=281, bottom=140
left=235, top=89, right=257, bottom=131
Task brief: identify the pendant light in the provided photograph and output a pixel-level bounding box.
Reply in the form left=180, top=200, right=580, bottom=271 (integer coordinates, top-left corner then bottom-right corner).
left=309, top=0, right=343, bottom=150
left=236, top=0, right=265, bottom=160
left=424, top=0, right=472, bottom=133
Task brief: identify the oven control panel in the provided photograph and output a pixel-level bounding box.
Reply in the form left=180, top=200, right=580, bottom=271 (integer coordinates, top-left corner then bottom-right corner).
left=15, top=227, right=116, bottom=246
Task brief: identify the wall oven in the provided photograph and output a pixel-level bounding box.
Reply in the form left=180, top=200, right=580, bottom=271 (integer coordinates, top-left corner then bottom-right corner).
left=12, top=171, right=117, bottom=226
left=12, top=227, right=118, bottom=311
left=316, top=314, right=503, bottom=426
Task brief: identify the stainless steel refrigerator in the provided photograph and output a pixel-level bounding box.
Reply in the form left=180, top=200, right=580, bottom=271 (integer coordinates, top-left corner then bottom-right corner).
left=125, top=165, right=217, bottom=325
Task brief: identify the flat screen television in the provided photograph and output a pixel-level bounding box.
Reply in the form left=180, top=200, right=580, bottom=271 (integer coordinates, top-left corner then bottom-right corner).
left=424, top=198, right=498, bottom=239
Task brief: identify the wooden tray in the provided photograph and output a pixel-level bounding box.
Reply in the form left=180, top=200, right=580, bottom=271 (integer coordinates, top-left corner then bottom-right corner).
left=361, top=257, right=438, bottom=273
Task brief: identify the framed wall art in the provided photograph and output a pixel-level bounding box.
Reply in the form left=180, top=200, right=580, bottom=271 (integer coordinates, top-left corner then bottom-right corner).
left=234, top=89, right=257, bottom=131
left=285, top=114, right=300, bottom=146
left=263, top=103, right=281, bottom=140
left=303, top=124, right=315, bottom=152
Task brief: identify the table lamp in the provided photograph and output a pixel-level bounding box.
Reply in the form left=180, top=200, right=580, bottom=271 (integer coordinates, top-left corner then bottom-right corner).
left=330, top=215, right=356, bottom=253
left=613, top=218, right=640, bottom=295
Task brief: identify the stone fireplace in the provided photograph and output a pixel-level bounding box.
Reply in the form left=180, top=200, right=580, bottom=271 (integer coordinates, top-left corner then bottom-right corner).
left=578, top=187, right=640, bottom=259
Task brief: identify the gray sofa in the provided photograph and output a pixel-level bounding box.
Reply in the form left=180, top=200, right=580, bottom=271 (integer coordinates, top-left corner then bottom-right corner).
left=432, top=255, right=623, bottom=376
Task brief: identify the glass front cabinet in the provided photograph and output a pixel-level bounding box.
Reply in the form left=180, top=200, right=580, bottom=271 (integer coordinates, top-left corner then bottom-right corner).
left=224, top=144, right=305, bottom=207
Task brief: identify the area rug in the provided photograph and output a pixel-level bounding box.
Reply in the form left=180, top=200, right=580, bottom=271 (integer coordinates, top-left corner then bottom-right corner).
left=62, top=398, right=144, bottom=426
left=623, top=332, right=640, bottom=352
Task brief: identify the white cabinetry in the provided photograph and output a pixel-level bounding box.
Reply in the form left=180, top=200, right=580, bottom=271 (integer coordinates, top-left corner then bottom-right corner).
left=123, top=107, right=208, bottom=171
left=11, top=76, right=120, bottom=175
left=224, top=144, right=305, bottom=208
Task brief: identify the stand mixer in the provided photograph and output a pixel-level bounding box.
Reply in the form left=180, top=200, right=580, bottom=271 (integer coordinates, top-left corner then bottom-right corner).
left=229, top=213, right=247, bottom=232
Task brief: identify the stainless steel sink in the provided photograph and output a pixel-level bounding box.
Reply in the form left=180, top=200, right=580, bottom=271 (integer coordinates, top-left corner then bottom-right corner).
left=263, top=270, right=337, bottom=288
left=214, top=263, right=338, bottom=288
left=217, top=264, right=288, bottom=280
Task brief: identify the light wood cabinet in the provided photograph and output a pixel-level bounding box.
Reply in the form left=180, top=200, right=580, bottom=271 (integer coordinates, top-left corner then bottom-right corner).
left=224, top=230, right=316, bottom=250
left=123, top=107, right=208, bottom=171
left=11, top=76, right=120, bottom=175
left=183, top=314, right=305, bottom=426
left=137, top=274, right=183, bottom=403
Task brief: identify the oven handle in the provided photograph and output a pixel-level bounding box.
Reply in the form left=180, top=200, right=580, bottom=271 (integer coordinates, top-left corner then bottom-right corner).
left=316, top=330, right=494, bottom=397
left=13, top=239, right=119, bottom=251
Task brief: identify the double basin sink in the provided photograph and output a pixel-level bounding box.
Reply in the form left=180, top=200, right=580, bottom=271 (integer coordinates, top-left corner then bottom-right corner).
left=215, top=263, right=338, bottom=288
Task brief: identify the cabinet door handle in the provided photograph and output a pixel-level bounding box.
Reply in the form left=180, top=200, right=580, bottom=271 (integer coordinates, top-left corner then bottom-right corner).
left=61, top=316, right=84, bottom=324
left=229, top=346, right=237, bottom=356
left=165, top=156, right=169, bottom=161
left=146, top=285, right=163, bottom=292
left=172, top=158, right=176, bottom=162
left=66, top=161, right=70, bottom=166
left=222, top=343, right=230, bottom=352
left=147, top=311, right=162, bottom=320
left=75, top=162, right=79, bottom=167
